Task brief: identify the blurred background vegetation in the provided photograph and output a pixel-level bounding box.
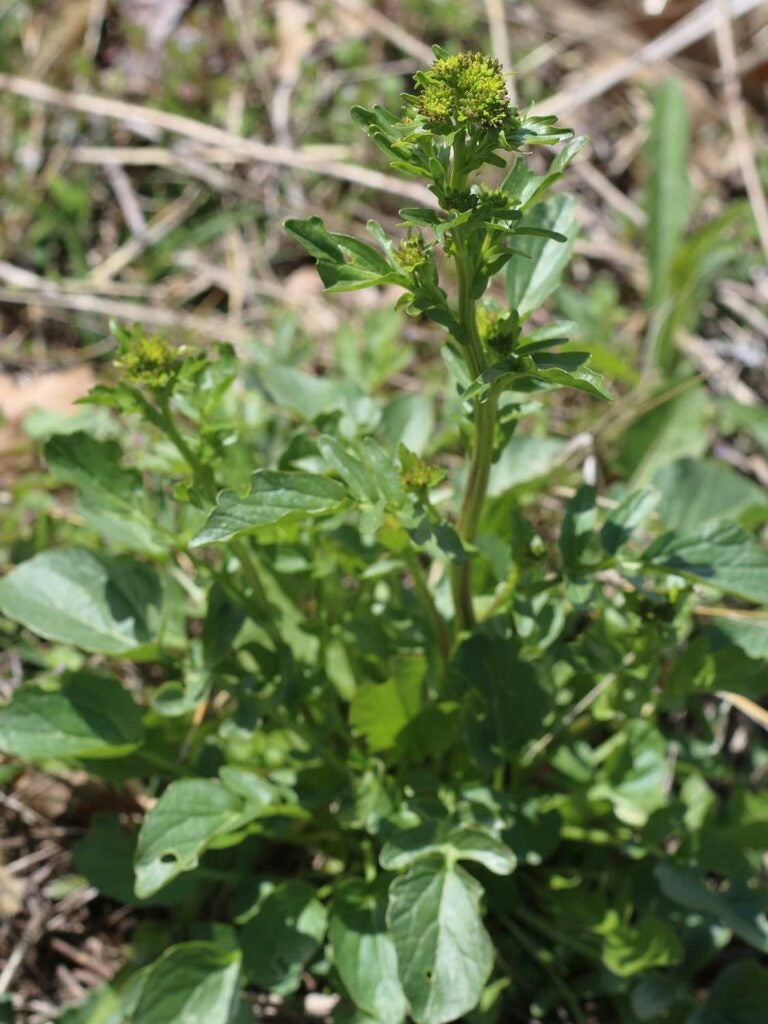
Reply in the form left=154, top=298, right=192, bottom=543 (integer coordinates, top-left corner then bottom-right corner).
left=0, top=0, right=767, bottom=1018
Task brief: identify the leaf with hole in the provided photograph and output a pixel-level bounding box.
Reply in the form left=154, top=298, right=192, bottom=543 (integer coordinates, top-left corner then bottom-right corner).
left=387, top=857, right=494, bottom=1024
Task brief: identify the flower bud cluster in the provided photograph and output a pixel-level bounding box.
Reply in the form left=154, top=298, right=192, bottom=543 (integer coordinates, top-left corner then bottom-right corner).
left=416, top=51, right=510, bottom=130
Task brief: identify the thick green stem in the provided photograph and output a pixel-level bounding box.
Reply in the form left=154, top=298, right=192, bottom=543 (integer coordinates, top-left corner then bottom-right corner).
left=450, top=228, right=497, bottom=633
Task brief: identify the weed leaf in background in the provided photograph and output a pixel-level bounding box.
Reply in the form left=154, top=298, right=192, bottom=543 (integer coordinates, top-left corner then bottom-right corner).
left=0, top=548, right=163, bottom=654
left=506, top=194, right=576, bottom=317
left=0, top=672, right=143, bottom=759
left=646, top=78, right=690, bottom=309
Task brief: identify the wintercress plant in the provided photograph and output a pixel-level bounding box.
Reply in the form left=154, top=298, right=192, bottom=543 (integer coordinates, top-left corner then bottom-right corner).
left=1, top=47, right=767, bottom=1024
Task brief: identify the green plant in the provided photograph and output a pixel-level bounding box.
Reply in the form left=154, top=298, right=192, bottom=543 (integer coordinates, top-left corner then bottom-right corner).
left=1, top=48, right=767, bottom=1024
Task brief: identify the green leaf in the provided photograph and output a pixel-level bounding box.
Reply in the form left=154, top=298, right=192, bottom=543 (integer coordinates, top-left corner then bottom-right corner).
left=451, top=636, right=549, bottom=761
left=602, top=914, right=683, bottom=977
left=655, top=864, right=768, bottom=953
left=381, top=821, right=516, bottom=876
left=646, top=78, right=690, bottom=309
left=0, top=548, right=163, bottom=655
left=0, top=671, right=143, bottom=760
left=284, top=215, right=344, bottom=262
left=463, top=351, right=609, bottom=403
left=45, top=431, right=140, bottom=499
left=284, top=216, right=398, bottom=293
left=239, top=880, right=327, bottom=995
left=132, top=942, right=242, bottom=1024
left=618, top=384, right=711, bottom=485
left=600, top=488, right=658, bottom=555
left=134, top=779, right=258, bottom=898
left=349, top=656, right=424, bottom=752
left=387, top=857, right=493, bottom=1024
left=74, top=814, right=197, bottom=906
left=506, top=195, right=576, bottom=317
left=644, top=522, right=768, bottom=605
left=329, top=882, right=407, bottom=1024
left=318, top=435, right=379, bottom=503
left=590, top=720, right=669, bottom=826
left=560, top=485, right=598, bottom=572
left=689, top=960, right=768, bottom=1024
left=653, top=458, right=766, bottom=530
left=263, top=364, right=360, bottom=421
left=191, top=471, right=347, bottom=547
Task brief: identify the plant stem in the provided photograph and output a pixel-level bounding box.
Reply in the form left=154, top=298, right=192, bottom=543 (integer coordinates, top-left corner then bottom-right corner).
left=404, top=548, right=451, bottom=668
left=155, top=393, right=282, bottom=649
left=450, top=229, right=497, bottom=633
left=156, top=394, right=216, bottom=500
left=231, top=538, right=283, bottom=650
left=497, top=910, right=588, bottom=1024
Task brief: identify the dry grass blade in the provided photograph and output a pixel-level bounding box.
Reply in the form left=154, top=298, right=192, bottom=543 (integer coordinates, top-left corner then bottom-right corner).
left=0, top=73, right=434, bottom=204
left=536, top=0, right=766, bottom=116
left=104, top=162, right=147, bottom=235
left=717, top=691, right=768, bottom=733
left=88, top=186, right=203, bottom=284
left=0, top=286, right=259, bottom=344
left=332, top=0, right=434, bottom=63
left=714, top=0, right=768, bottom=260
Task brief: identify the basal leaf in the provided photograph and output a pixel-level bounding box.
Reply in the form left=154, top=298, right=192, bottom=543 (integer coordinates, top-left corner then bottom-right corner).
left=0, top=548, right=163, bottom=655
left=600, top=488, right=658, bottom=555
left=54, top=985, right=122, bottom=1024
left=239, top=880, right=327, bottom=995
left=653, top=458, right=766, bottom=530
left=0, top=672, right=143, bottom=760
left=74, top=814, right=197, bottom=906
left=191, top=471, right=347, bottom=546
left=349, top=656, right=424, bottom=752
left=135, top=779, right=257, bottom=898
left=560, top=485, right=598, bottom=572
left=387, top=857, right=493, bottom=1024
left=689, top=960, right=768, bottom=1024
left=644, top=522, right=768, bottom=605
left=329, top=882, right=407, bottom=1024
left=381, top=821, right=516, bottom=876
left=590, top=720, right=668, bottom=827
left=132, top=942, right=241, bottom=1024
left=655, top=864, right=768, bottom=953
left=451, top=636, right=549, bottom=763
